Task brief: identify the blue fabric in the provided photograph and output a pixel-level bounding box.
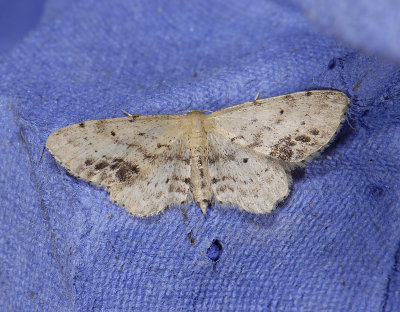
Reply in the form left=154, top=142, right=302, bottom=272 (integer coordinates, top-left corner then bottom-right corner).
left=0, top=0, right=44, bottom=53
left=1, top=0, right=399, bottom=311
left=294, top=0, right=400, bottom=64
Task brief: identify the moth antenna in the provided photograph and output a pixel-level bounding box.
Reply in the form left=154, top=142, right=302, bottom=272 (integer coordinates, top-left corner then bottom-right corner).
left=122, top=110, right=140, bottom=120
left=175, top=110, right=213, bottom=115
left=175, top=110, right=193, bottom=115
left=254, top=92, right=260, bottom=101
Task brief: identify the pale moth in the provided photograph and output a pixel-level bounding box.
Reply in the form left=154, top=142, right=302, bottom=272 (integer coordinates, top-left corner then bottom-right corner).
left=46, top=90, right=349, bottom=217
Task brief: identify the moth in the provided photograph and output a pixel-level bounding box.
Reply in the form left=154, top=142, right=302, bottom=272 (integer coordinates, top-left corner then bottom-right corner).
left=46, top=90, right=349, bottom=217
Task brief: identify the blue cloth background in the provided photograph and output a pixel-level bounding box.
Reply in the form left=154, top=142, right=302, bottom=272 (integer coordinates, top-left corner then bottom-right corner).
left=1, top=0, right=399, bottom=311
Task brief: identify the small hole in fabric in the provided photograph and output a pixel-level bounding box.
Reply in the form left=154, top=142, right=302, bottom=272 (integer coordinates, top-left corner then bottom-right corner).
left=207, top=239, right=222, bottom=262
left=328, top=58, right=336, bottom=70
left=370, top=185, right=384, bottom=197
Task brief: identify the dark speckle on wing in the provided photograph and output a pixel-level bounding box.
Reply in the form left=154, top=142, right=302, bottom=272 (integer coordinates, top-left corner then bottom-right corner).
left=284, top=94, right=295, bottom=104
left=87, top=156, right=141, bottom=183
left=231, top=135, right=244, bottom=143
left=269, top=136, right=296, bottom=161
left=115, top=163, right=140, bottom=182
left=85, top=158, right=94, bottom=166
left=295, top=135, right=311, bottom=143
left=95, top=161, right=109, bottom=170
